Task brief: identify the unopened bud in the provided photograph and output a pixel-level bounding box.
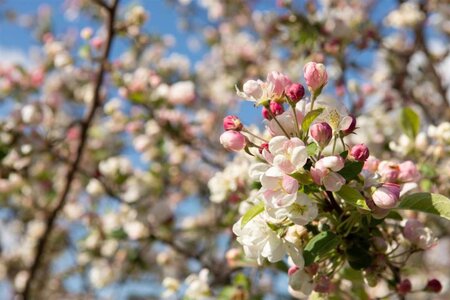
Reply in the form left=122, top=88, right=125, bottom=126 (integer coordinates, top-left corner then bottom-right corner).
left=223, top=115, right=243, bottom=131
left=220, top=131, right=246, bottom=152
left=350, top=144, right=370, bottom=162
left=397, top=279, right=412, bottom=295
left=310, top=122, right=333, bottom=148
left=372, top=183, right=400, bottom=209
left=285, top=83, right=305, bottom=103
left=425, top=279, right=442, bottom=293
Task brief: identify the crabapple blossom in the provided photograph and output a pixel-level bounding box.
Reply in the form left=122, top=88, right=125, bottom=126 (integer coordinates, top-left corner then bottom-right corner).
left=266, top=192, right=318, bottom=225
left=168, top=81, right=195, bottom=105
left=266, top=71, right=292, bottom=98
left=403, top=219, right=436, bottom=250
left=288, top=267, right=314, bottom=299
left=264, top=136, right=308, bottom=174
left=261, top=167, right=299, bottom=207
left=232, top=212, right=304, bottom=266
left=398, top=161, right=420, bottom=182
left=310, top=156, right=346, bottom=191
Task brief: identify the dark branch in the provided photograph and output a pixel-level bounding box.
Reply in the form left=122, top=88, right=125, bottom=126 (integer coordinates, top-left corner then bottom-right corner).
left=20, top=1, right=119, bottom=298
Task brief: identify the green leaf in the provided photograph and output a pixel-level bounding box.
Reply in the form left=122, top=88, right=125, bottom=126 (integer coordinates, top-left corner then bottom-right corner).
left=397, top=193, right=450, bottom=220
left=345, top=232, right=373, bottom=270
left=303, top=231, right=339, bottom=266
left=336, top=185, right=370, bottom=211
left=217, top=287, right=237, bottom=300
left=307, top=142, right=319, bottom=156
left=339, top=150, right=349, bottom=159
left=400, top=107, right=420, bottom=139
left=302, top=108, right=324, bottom=133
left=232, top=273, right=250, bottom=290
left=290, top=172, right=313, bottom=185
left=337, top=161, right=364, bottom=181
left=241, top=202, right=264, bottom=228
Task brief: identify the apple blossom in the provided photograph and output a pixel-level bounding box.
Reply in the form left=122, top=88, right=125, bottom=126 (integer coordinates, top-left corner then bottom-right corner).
left=310, top=156, right=346, bottom=192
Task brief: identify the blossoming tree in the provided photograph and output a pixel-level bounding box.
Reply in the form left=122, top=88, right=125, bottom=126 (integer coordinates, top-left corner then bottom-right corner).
left=0, top=0, right=449, bottom=299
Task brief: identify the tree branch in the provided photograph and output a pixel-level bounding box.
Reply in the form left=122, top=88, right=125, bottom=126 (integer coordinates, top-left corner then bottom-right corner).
left=20, top=1, right=119, bottom=298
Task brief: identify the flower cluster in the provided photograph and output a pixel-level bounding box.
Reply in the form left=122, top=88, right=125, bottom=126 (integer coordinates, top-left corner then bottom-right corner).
left=218, top=63, right=448, bottom=298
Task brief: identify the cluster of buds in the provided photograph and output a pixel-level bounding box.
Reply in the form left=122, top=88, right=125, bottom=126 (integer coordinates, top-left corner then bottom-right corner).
left=215, top=62, right=448, bottom=299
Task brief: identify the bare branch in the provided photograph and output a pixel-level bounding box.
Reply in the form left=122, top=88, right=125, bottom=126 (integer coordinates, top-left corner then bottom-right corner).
left=20, top=1, right=120, bottom=298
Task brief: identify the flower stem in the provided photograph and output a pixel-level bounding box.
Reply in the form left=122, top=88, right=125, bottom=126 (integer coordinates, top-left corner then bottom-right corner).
left=267, top=108, right=290, bottom=137
left=290, top=104, right=302, bottom=138
left=242, top=128, right=268, bottom=143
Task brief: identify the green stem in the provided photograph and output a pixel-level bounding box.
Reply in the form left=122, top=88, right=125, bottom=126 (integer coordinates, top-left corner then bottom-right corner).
left=291, top=104, right=302, bottom=138
left=332, top=135, right=337, bottom=154
left=267, top=108, right=290, bottom=137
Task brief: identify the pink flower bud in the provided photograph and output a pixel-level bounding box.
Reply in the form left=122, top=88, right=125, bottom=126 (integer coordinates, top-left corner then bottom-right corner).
left=377, top=161, right=399, bottom=183
left=350, top=144, right=370, bottom=162
left=398, top=161, right=420, bottom=182
left=288, top=265, right=299, bottom=276
left=262, top=101, right=284, bottom=120
left=372, top=183, right=400, bottom=209
left=303, top=62, right=328, bottom=91
left=285, top=83, right=305, bottom=103
left=259, top=142, right=269, bottom=154
left=363, top=156, right=380, bottom=172
left=365, top=196, right=390, bottom=219
left=262, top=107, right=271, bottom=120
left=372, top=236, right=388, bottom=253
left=397, top=279, right=412, bottom=295
left=267, top=71, right=292, bottom=97
left=310, top=122, right=332, bottom=148
left=425, top=279, right=442, bottom=293
left=220, top=131, right=246, bottom=152
left=270, top=101, right=284, bottom=115
left=342, top=115, right=356, bottom=135
left=226, top=248, right=242, bottom=268
left=90, top=37, right=104, bottom=50
left=223, top=115, right=243, bottom=131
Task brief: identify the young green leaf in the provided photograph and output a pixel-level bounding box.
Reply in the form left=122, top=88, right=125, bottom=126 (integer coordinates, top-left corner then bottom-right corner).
left=302, top=108, right=324, bottom=133
left=337, top=161, right=364, bottom=181
left=400, top=107, right=420, bottom=139
left=306, top=142, right=319, bottom=156
left=303, top=231, right=339, bottom=266
left=397, top=193, right=450, bottom=220
left=241, top=202, right=265, bottom=228
left=336, top=185, right=370, bottom=211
